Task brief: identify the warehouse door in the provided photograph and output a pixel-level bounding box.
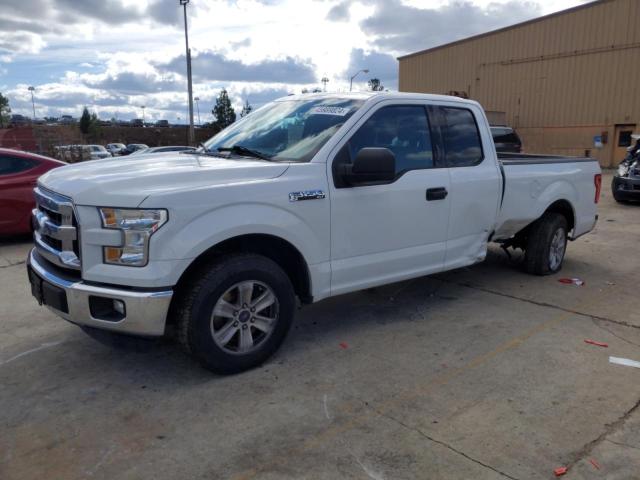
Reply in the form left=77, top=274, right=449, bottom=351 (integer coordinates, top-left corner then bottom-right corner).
left=613, top=124, right=636, bottom=165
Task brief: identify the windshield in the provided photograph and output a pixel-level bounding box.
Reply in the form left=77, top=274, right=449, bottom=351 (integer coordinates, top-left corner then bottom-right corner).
left=204, top=98, right=364, bottom=162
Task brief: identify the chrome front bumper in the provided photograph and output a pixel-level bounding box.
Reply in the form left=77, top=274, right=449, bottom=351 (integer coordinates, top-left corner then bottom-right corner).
left=27, top=248, right=172, bottom=336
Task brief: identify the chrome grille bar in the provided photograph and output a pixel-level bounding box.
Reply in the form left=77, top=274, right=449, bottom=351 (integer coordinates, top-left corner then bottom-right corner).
left=33, top=187, right=81, bottom=270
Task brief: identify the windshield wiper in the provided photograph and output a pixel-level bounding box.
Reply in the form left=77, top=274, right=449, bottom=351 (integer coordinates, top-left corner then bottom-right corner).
left=217, top=145, right=271, bottom=160
left=180, top=143, right=227, bottom=158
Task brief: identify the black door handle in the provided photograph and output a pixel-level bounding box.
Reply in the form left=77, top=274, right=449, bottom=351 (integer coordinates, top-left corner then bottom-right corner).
left=426, top=187, right=448, bottom=201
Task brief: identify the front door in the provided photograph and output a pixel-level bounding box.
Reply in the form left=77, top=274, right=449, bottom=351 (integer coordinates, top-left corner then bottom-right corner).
left=613, top=124, right=636, bottom=165
left=328, top=103, right=451, bottom=296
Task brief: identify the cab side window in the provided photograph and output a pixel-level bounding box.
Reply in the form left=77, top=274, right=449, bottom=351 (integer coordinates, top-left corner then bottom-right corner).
left=0, top=156, right=37, bottom=176
left=439, top=107, right=483, bottom=167
left=348, top=105, right=434, bottom=175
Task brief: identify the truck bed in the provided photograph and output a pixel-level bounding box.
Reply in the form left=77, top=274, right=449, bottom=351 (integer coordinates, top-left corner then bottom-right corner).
left=494, top=152, right=600, bottom=242
left=498, top=152, right=598, bottom=165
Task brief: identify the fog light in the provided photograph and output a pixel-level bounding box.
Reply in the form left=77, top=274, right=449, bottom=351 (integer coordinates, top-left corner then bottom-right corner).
left=113, top=299, right=126, bottom=316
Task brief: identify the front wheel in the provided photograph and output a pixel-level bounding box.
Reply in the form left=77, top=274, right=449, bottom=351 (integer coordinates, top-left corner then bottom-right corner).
left=611, top=178, right=627, bottom=203
left=524, top=212, right=568, bottom=275
left=175, top=254, right=295, bottom=374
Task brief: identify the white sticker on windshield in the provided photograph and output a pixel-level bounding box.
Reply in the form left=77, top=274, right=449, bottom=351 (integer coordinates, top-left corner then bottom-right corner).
left=309, top=106, right=351, bottom=116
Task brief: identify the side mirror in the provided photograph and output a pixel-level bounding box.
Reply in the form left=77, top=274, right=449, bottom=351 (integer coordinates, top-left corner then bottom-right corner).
left=349, top=147, right=396, bottom=184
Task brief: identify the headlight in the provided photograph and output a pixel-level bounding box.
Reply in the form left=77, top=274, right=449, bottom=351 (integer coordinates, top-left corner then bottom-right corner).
left=618, top=165, right=629, bottom=177
left=99, top=208, right=168, bottom=267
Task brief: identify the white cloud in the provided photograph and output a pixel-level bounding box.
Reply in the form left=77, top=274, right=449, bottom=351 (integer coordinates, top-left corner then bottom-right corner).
left=1, top=0, right=588, bottom=120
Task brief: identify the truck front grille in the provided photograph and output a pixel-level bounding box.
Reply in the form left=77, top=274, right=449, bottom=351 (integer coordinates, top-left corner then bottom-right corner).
left=32, top=186, right=81, bottom=271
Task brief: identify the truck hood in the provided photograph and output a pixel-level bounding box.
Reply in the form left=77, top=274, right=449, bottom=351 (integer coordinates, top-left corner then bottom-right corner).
left=38, top=153, right=289, bottom=206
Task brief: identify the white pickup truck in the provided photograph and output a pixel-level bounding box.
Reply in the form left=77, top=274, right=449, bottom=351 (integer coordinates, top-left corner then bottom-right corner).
left=27, top=92, right=602, bottom=373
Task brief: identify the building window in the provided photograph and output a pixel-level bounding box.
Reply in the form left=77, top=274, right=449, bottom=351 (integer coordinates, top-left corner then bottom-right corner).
left=618, top=130, right=633, bottom=147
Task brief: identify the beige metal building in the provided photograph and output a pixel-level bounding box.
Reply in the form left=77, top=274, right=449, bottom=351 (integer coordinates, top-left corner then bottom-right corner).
left=398, top=0, right=640, bottom=167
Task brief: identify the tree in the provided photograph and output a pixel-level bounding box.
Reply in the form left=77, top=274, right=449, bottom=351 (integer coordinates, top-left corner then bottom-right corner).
left=212, top=89, right=236, bottom=129
left=88, top=112, right=101, bottom=139
left=368, top=78, right=384, bottom=91
left=0, top=92, right=10, bottom=128
left=240, top=99, right=253, bottom=118
left=79, top=107, right=92, bottom=134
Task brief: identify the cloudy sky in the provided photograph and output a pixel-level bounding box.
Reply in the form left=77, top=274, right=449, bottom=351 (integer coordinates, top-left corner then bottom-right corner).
left=0, top=0, right=588, bottom=123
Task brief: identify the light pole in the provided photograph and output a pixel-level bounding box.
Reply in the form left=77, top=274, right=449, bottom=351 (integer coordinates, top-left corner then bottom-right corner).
left=28, top=86, right=36, bottom=120
left=180, top=0, right=195, bottom=144
left=141, top=105, right=146, bottom=126
left=194, top=96, right=200, bottom=126
left=321, top=76, right=329, bottom=92
left=349, top=69, right=369, bottom=92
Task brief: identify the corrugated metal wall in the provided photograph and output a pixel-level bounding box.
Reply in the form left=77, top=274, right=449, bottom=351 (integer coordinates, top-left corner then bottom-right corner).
left=398, top=0, right=640, bottom=166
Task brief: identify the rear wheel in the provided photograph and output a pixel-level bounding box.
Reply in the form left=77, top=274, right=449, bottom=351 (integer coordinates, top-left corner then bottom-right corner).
left=175, top=254, right=295, bottom=374
left=524, top=213, right=568, bottom=275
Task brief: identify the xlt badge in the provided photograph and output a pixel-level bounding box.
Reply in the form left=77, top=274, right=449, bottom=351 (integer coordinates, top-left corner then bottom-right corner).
left=289, top=190, right=326, bottom=202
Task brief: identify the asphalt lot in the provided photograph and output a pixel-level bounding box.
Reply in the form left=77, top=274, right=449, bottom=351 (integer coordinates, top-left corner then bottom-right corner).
left=1, top=171, right=639, bottom=480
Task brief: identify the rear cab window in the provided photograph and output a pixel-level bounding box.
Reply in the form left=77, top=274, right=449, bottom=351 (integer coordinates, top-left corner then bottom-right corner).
left=433, top=106, right=484, bottom=167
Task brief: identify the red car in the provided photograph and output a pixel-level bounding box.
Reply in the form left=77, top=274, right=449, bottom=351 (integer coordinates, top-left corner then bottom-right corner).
left=0, top=149, right=65, bottom=235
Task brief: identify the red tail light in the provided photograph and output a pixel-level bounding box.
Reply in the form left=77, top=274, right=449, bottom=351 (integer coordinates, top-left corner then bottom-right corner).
left=594, top=174, right=602, bottom=203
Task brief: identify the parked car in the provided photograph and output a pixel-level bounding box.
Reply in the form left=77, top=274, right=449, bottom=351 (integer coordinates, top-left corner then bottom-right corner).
left=88, top=145, right=111, bottom=160
left=130, top=119, right=144, bottom=127
left=611, top=133, right=640, bottom=203
left=9, top=114, right=29, bottom=126
left=27, top=92, right=601, bottom=374
left=155, top=120, right=170, bottom=128
left=0, top=148, right=65, bottom=235
left=106, top=143, right=126, bottom=156
left=60, top=145, right=92, bottom=163
left=491, top=126, right=523, bottom=153
left=121, top=144, right=148, bottom=155
left=129, top=146, right=197, bottom=156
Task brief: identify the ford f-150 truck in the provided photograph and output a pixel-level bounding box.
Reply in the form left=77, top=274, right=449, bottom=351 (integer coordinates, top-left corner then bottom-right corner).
left=27, top=92, right=602, bottom=373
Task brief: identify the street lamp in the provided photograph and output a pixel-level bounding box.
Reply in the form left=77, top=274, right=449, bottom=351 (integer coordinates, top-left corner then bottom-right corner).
left=321, top=77, right=329, bottom=92
left=349, top=69, right=369, bottom=92
left=180, top=0, right=195, bottom=144
left=28, top=86, right=36, bottom=120
left=194, top=96, right=200, bottom=126
left=141, top=105, right=146, bottom=126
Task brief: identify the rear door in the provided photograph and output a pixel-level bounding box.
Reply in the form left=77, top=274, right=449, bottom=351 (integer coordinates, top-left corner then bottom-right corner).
left=328, top=101, right=451, bottom=295
left=430, top=105, right=502, bottom=270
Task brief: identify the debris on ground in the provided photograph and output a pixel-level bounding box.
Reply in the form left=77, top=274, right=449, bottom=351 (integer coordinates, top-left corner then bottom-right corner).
left=609, top=356, right=640, bottom=369
left=339, top=342, right=349, bottom=349
left=584, top=339, right=608, bottom=348
left=605, top=281, right=615, bottom=286
left=554, top=466, right=568, bottom=476
left=558, top=277, right=585, bottom=286
left=590, top=459, right=601, bottom=470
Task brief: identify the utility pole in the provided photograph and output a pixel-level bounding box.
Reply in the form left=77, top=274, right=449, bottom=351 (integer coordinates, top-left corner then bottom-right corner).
left=180, top=0, right=195, bottom=144
left=194, top=96, right=201, bottom=126
left=28, top=86, right=36, bottom=120
left=321, top=76, right=329, bottom=92
left=141, top=105, right=146, bottom=126
left=349, top=69, right=369, bottom=92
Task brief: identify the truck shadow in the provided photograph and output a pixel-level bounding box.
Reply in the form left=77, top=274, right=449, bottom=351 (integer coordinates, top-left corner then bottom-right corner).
left=40, top=244, right=620, bottom=384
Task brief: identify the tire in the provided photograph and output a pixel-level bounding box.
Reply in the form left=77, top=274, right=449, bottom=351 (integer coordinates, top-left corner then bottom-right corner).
left=174, top=253, right=295, bottom=374
left=611, top=178, right=626, bottom=203
left=524, top=212, right=568, bottom=276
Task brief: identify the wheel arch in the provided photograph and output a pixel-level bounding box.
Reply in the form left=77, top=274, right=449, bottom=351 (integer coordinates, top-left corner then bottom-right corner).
left=173, top=233, right=313, bottom=310
left=544, top=199, right=575, bottom=233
